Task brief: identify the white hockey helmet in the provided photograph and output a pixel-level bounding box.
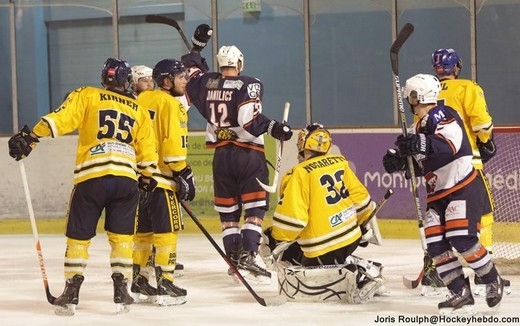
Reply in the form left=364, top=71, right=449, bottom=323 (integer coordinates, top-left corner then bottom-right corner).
left=131, top=65, right=153, bottom=85
left=217, top=45, right=244, bottom=72
left=403, top=73, right=441, bottom=105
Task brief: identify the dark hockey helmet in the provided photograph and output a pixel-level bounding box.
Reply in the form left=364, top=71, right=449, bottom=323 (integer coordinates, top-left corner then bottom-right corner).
left=152, top=59, right=187, bottom=87
left=297, top=123, right=332, bottom=155
left=101, top=57, right=132, bottom=89
left=431, top=48, right=462, bottom=77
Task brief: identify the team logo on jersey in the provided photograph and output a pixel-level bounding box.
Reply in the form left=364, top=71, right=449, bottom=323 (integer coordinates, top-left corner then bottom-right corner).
left=89, top=143, right=106, bottom=155
left=425, top=171, right=437, bottom=194
left=206, top=78, right=220, bottom=89
left=329, top=212, right=344, bottom=227
left=247, top=83, right=261, bottom=98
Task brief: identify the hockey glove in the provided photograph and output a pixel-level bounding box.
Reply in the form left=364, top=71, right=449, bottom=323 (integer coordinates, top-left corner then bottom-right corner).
left=382, top=149, right=406, bottom=173
left=138, top=176, right=157, bottom=207
left=477, top=137, right=496, bottom=163
left=181, top=52, right=209, bottom=73
left=173, top=166, right=196, bottom=201
left=267, top=120, right=293, bottom=141
left=395, top=133, right=431, bottom=160
left=8, top=125, right=39, bottom=161
left=192, top=24, right=213, bottom=51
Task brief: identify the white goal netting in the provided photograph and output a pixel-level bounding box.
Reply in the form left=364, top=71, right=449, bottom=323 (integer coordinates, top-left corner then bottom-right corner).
left=485, top=127, right=520, bottom=274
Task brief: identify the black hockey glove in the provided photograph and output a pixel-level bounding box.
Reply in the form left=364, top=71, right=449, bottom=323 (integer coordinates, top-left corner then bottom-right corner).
left=138, top=176, right=157, bottom=206
left=382, top=149, right=406, bottom=173
left=8, top=125, right=39, bottom=161
left=477, top=137, right=496, bottom=163
left=267, top=120, right=293, bottom=141
left=395, top=133, right=431, bottom=160
left=181, top=52, right=209, bottom=73
left=192, top=24, right=213, bottom=51
left=174, top=166, right=196, bottom=201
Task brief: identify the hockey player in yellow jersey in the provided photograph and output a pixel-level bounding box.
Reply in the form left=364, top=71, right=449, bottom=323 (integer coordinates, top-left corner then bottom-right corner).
left=8, top=58, right=158, bottom=315
left=260, top=123, right=386, bottom=303
left=131, top=58, right=193, bottom=306
left=432, top=48, right=510, bottom=295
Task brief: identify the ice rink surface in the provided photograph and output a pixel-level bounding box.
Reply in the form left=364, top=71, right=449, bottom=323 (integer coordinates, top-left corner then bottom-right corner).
left=1, top=234, right=519, bottom=326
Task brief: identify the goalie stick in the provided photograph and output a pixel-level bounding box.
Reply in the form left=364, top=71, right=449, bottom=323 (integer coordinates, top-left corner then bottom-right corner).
left=257, top=102, right=290, bottom=193
left=145, top=15, right=191, bottom=51
left=389, top=23, right=429, bottom=288
left=20, top=161, right=56, bottom=304
left=180, top=201, right=287, bottom=307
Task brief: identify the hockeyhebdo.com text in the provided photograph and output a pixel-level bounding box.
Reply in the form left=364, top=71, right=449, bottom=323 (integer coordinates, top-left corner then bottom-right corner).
left=366, top=171, right=520, bottom=192
left=373, top=314, right=520, bottom=325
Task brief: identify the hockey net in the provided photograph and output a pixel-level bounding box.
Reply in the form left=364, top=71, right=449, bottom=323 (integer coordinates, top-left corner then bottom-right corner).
left=485, top=127, right=520, bottom=274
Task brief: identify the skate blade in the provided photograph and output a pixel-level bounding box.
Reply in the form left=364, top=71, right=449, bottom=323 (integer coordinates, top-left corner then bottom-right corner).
left=439, top=304, right=474, bottom=316
left=115, top=303, right=131, bottom=314
left=233, top=272, right=271, bottom=285
left=54, top=304, right=76, bottom=316
left=473, top=284, right=485, bottom=296
left=156, top=295, right=187, bottom=306
left=131, top=293, right=157, bottom=304
left=421, top=285, right=444, bottom=297
left=505, top=286, right=512, bottom=295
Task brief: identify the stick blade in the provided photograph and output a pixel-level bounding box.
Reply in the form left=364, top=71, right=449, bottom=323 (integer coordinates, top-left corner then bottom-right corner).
left=262, top=295, right=288, bottom=306
left=390, top=23, right=414, bottom=74
left=145, top=14, right=181, bottom=30
left=256, top=177, right=277, bottom=193
left=402, top=275, right=420, bottom=289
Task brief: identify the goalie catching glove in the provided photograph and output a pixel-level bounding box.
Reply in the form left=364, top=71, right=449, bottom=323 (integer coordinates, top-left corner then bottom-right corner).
left=8, top=125, right=39, bottom=161
left=259, top=227, right=295, bottom=271
left=173, top=165, right=196, bottom=201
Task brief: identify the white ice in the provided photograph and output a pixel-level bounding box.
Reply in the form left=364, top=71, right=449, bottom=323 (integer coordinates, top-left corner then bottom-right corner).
left=1, top=234, right=519, bottom=326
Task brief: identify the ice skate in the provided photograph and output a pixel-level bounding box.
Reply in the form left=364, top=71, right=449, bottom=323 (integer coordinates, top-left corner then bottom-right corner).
left=131, top=265, right=157, bottom=304
left=53, top=274, right=84, bottom=316
left=486, top=275, right=504, bottom=309
left=236, top=251, right=272, bottom=285
left=474, top=274, right=511, bottom=296
left=156, top=267, right=187, bottom=306
left=438, top=278, right=474, bottom=315
left=112, top=273, right=134, bottom=314
left=175, top=262, right=184, bottom=277
left=421, top=254, right=445, bottom=296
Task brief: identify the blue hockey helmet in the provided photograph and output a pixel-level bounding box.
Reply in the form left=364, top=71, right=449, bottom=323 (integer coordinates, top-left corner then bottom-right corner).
left=101, top=58, right=132, bottom=89
left=431, top=48, right=462, bottom=77
left=152, top=59, right=187, bottom=87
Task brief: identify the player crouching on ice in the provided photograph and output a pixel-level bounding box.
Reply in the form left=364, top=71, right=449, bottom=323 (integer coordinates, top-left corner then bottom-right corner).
left=259, top=123, right=386, bottom=304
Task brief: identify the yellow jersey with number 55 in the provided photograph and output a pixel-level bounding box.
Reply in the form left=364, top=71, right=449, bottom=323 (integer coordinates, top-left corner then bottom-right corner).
left=32, top=86, right=157, bottom=184
left=272, top=154, right=375, bottom=258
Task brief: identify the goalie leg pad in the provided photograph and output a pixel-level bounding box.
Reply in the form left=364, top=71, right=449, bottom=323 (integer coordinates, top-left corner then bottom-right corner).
left=277, top=264, right=358, bottom=302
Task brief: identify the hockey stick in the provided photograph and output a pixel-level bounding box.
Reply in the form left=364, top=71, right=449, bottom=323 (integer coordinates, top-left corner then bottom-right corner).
left=359, top=188, right=393, bottom=246
left=19, top=161, right=56, bottom=304
left=257, top=102, right=290, bottom=193
left=389, top=23, right=429, bottom=288
left=145, top=15, right=191, bottom=51
left=180, top=201, right=287, bottom=306
left=403, top=268, right=425, bottom=290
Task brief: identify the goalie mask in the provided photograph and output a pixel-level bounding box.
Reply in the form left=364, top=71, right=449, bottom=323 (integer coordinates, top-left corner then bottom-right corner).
left=297, top=123, right=332, bottom=158
left=432, top=48, right=462, bottom=78
left=403, top=74, right=441, bottom=107
left=217, top=45, right=244, bottom=73
left=101, top=58, right=132, bottom=90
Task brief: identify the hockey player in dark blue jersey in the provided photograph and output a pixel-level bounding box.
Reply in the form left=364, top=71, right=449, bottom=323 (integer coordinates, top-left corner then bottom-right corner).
left=382, top=74, right=504, bottom=315
left=181, top=25, right=293, bottom=284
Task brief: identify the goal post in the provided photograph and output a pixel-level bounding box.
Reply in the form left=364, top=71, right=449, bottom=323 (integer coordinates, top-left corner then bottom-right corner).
left=485, top=126, right=520, bottom=274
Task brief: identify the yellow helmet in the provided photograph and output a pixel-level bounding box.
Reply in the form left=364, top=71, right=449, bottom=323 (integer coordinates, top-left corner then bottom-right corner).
left=297, top=123, right=332, bottom=155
